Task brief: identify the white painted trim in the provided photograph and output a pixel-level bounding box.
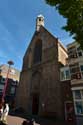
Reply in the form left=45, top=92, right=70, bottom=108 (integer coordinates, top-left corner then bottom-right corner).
left=71, top=87, right=83, bottom=90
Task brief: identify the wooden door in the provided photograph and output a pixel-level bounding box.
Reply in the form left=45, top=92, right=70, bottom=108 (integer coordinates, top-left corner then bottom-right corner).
left=32, top=93, right=39, bottom=115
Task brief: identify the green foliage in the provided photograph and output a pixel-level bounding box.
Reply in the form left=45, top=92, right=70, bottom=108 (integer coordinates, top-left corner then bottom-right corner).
left=45, top=0, right=83, bottom=49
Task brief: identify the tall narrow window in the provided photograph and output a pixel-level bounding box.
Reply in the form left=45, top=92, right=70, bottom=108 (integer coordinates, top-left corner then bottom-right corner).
left=73, top=90, right=83, bottom=115
left=33, top=40, right=42, bottom=64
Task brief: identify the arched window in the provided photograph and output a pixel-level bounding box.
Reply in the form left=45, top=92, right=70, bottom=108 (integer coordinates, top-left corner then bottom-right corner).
left=33, top=40, right=42, bottom=64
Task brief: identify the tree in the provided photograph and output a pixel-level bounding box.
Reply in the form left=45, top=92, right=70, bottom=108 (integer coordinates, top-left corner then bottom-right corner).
left=45, top=0, right=83, bottom=48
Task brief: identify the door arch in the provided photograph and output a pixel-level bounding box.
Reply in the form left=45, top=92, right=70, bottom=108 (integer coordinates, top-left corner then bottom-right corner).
left=32, top=93, right=39, bottom=115
left=31, top=71, right=41, bottom=115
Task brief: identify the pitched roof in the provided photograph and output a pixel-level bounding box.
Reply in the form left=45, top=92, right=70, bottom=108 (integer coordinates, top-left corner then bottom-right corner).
left=24, top=25, right=67, bottom=59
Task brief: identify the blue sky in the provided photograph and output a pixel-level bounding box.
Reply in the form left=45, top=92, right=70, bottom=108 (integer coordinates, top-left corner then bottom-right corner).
left=0, top=0, right=73, bottom=70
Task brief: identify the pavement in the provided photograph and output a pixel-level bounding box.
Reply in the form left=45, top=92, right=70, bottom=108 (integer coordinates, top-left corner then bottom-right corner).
left=7, top=115, right=40, bottom=125
left=7, top=114, right=64, bottom=125
left=7, top=115, right=25, bottom=125
left=7, top=114, right=79, bottom=125
left=76, top=116, right=83, bottom=125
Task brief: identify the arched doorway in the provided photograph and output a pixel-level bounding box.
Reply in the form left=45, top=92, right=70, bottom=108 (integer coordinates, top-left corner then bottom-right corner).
left=31, top=71, right=41, bottom=115
left=32, top=93, right=39, bottom=115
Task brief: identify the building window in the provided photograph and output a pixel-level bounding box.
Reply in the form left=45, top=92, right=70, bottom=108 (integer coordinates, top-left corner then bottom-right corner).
left=71, top=73, right=81, bottom=80
left=77, top=46, right=81, bottom=51
left=10, top=87, right=15, bottom=94
left=60, top=69, right=70, bottom=81
left=33, top=40, right=42, bottom=64
left=0, top=84, right=4, bottom=92
left=68, top=46, right=77, bottom=59
left=77, top=46, right=83, bottom=57
left=70, top=63, right=80, bottom=74
left=1, top=77, right=6, bottom=83
left=74, top=90, right=81, bottom=99
left=75, top=102, right=83, bottom=114
left=73, top=90, right=83, bottom=115
left=80, top=65, right=83, bottom=72
left=11, top=81, right=17, bottom=85
left=78, top=52, right=82, bottom=57
left=60, top=71, right=65, bottom=80
left=79, top=65, right=83, bottom=79
left=71, top=74, right=77, bottom=79
left=65, top=70, right=70, bottom=79
left=70, top=63, right=81, bottom=80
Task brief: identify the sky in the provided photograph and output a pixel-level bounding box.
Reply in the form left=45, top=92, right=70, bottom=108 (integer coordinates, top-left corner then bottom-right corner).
left=0, top=0, right=74, bottom=70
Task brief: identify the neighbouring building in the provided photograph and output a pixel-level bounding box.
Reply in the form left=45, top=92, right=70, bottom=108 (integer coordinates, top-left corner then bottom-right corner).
left=60, top=41, right=83, bottom=124
left=67, top=42, right=83, bottom=117
left=60, top=66, right=76, bottom=124
left=16, top=15, right=70, bottom=121
left=0, top=64, right=20, bottom=107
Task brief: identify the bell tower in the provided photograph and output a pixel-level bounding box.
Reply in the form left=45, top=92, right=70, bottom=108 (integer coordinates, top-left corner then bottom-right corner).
left=36, top=14, right=44, bottom=31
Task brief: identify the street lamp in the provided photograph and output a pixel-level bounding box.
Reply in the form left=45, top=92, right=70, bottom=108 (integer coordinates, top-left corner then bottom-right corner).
left=0, top=69, right=2, bottom=76
left=2, top=60, right=14, bottom=103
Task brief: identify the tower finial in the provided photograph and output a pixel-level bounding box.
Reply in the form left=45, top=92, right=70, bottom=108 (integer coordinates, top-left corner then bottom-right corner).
left=36, top=14, right=44, bottom=31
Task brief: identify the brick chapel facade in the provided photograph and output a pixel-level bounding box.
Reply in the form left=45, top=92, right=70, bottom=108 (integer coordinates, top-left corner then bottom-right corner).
left=16, top=15, right=68, bottom=119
